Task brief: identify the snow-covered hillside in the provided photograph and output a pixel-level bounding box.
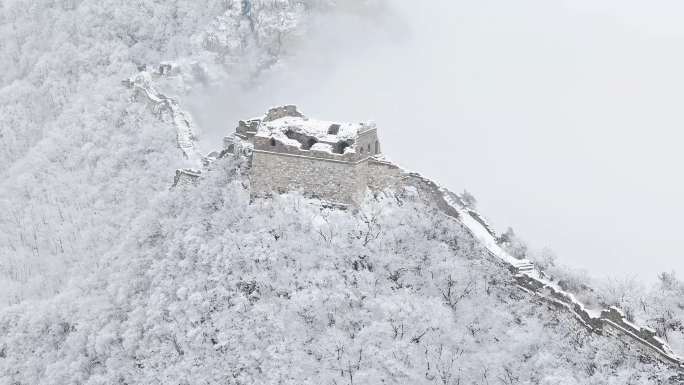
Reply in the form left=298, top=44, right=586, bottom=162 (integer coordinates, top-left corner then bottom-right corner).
left=0, top=0, right=359, bottom=306
left=1, top=1, right=684, bottom=384
left=0, top=158, right=678, bottom=384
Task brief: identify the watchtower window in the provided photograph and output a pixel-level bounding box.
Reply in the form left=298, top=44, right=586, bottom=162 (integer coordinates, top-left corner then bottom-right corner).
left=269, top=138, right=276, bottom=146
left=328, top=124, right=340, bottom=135
left=374, top=140, right=379, bottom=154
left=360, top=147, right=364, bottom=154
left=367, top=144, right=371, bottom=153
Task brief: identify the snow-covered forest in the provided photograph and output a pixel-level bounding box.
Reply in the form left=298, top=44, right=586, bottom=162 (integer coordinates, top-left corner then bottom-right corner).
left=0, top=0, right=345, bottom=306
left=1, top=1, right=683, bottom=384
left=0, top=157, right=680, bottom=384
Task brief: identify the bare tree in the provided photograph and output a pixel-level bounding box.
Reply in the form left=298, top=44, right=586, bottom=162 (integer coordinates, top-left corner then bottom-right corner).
left=441, top=274, right=475, bottom=309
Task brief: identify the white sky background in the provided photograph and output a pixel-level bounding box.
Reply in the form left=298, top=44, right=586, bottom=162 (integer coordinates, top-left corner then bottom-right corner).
left=190, top=0, right=684, bottom=282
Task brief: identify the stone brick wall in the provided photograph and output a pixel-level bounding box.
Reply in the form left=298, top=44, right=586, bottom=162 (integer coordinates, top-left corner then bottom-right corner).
left=253, top=136, right=358, bottom=162
left=263, top=105, right=303, bottom=121
left=250, top=150, right=367, bottom=205
left=356, top=128, right=380, bottom=156
left=365, top=159, right=404, bottom=191
left=515, top=272, right=683, bottom=368
left=250, top=144, right=409, bottom=206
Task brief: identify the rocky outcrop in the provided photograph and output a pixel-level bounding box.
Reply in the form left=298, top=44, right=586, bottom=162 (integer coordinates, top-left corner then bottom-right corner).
left=172, top=168, right=202, bottom=188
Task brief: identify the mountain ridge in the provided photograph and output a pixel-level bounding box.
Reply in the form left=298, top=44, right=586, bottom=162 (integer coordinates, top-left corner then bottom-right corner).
left=2, top=156, right=681, bottom=383
left=2, top=1, right=684, bottom=384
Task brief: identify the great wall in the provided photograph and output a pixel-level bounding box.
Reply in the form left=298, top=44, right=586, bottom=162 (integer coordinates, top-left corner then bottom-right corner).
left=125, top=67, right=684, bottom=380
left=123, top=65, right=204, bottom=168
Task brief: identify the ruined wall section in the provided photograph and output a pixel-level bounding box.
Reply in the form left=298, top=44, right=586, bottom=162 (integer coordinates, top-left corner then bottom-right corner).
left=364, top=159, right=404, bottom=191
left=361, top=159, right=462, bottom=218
left=600, top=307, right=682, bottom=366
left=249, top=152, right=432, bottom=207
left=253, top=136, right=359, bottom=162
left=250, top=150, right=366, bottom=205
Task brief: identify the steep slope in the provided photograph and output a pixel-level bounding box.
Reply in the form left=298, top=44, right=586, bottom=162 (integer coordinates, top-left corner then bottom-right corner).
left=0, top=158, right=678, bottom=384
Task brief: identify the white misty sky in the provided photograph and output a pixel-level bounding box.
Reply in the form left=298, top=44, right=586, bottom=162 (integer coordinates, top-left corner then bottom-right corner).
left=191, top=0, right=684, bottom=282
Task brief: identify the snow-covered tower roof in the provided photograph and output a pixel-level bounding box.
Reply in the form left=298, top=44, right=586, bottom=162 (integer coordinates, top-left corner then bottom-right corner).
left=236, top=105, right=381, bottom=160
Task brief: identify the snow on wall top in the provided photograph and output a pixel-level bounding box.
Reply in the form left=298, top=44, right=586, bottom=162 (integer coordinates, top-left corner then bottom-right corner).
left=260, top=116, right=362, bottom=140
left=255, top=105, right=374, bottom=144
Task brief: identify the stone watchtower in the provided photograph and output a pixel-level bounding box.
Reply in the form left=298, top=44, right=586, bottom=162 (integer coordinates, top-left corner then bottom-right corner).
left=227, top=105, right=397, bottom=205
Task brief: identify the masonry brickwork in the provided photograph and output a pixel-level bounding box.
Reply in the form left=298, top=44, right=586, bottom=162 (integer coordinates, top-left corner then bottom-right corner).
left=251, top=151, right=367, bottom=205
